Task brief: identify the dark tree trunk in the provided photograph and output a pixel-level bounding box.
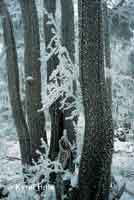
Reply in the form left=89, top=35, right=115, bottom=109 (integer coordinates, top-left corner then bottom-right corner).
left=19, top=0, right=47, bottom=162
left=0, top=0, right=31, bottom=165
left=43, top=0, right=64, bottom=161
left=60, top=0, right=77, bottom=145
left=78, top=0, right=114, bottom=200
left=60, top=0, right=75, bottom=62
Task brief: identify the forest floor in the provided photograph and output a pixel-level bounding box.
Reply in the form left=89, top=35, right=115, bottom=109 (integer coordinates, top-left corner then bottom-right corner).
left=112, top=135, right=134, bottom=200
left=0, top=128, right=134, bottom=199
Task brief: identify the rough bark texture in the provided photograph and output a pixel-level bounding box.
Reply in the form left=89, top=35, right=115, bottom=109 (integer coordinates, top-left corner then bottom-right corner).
left=0, top=0, right=31, bottom=165
left=60, top=0, right=77, bottom=145
left=78, top=1, right=114, bottom=200
left=20, top=0, right=47, bottom=162
left=103, top=2, right=112, bottom=107
left=44, top=0, right=63, bottom=161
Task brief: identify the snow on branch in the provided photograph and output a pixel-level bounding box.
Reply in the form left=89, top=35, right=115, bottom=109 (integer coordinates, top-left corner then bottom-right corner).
left=0, top=47, right=7, bottom=59
left=39, top=9, right=80, bottom=120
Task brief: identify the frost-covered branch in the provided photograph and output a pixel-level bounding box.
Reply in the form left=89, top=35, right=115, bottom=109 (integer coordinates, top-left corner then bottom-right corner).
left=40, top=9, right=81, bottom=121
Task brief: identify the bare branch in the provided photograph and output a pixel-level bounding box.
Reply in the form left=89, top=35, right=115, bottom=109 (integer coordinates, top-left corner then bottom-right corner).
left=6, top=156, right=21, bottom=161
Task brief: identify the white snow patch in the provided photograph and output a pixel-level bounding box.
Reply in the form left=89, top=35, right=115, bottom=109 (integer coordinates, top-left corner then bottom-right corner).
left=26, top=76, right=34, bottom=82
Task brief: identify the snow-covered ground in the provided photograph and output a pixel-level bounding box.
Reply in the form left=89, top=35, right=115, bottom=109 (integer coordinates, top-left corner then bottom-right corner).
left=0, top=111, right=134, bottom=199
left=0, top=137, right=21, bottom=184
left=112, top=138, right=134, bottom=199
left=1, top=127, right=134, bottom=199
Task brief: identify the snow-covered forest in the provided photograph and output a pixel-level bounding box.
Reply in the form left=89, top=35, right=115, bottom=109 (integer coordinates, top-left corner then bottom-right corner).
left=0, top=0, right=134, bottom=199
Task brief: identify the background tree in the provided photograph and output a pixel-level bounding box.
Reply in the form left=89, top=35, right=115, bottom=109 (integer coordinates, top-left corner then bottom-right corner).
left=43, top=0, right=63, bottom=161
left=19, top=0, right=47, bottom=162
left=60, top=0, right=77, bottom=145
left=78, top=0, right=114, bottom=199
left=44, top=0, right=77, bottom=162
left=0, top=0, right=31, bottom=166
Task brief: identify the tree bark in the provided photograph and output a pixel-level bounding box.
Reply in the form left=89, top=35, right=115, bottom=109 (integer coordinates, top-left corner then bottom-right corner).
left=0, top=0, right=31, bottom=165
left=78, top=0, right=114, bottom=199
left=19, top=0, right=47, bottom=162
left=60, top=0, right=77, bottom=145
left=60, top=0, right=75, bottom=62
left=43, top=0, right=64, bottom=161
left=103, top=2, right=112, bottom=107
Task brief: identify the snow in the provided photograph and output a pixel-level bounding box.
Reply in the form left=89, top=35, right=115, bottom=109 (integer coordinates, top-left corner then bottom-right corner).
left=71, top=174, right=78, bottom=188
left=105, top=67, right=112, bottom=78
left=0, top=138, right=21, bottom=182
left=0, top=0, right=134, bottom=199
left=26, top=76, right=34, bottom=82
left=112, top=139, right=134, bottom=199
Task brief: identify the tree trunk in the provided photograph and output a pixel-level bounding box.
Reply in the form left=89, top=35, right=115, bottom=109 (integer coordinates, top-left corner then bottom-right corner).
left=43, top=0, right=64, bottom=161
left=78, top=0, right=114, bottom=200
left=19, top=0, right=47, bottom=162
left=60, top=0, right=77, bottom=145
left=60, top=0, right=75, bottom=62
left=0, top=0, right=31, bottom=165
left=103, top=2, right=112, bottom=107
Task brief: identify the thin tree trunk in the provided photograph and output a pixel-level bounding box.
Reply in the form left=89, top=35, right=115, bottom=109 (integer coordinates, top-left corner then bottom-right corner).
left=78, top=0, right=114, bottom=199
left=0, top=0, right=31, bottom=166
left=44, top=0, right=63, bottom=161
left=60, top=0, right=77, bottom=145
left=19, top=0, right=47, bottom=162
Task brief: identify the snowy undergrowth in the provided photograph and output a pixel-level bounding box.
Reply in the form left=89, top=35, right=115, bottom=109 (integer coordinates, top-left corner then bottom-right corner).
left=1, top=126, right=134, bottom=200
